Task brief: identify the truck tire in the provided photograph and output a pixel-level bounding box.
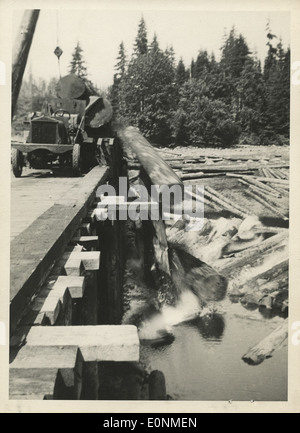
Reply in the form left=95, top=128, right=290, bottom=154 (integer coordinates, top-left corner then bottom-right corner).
left=11, top=148, right=23, bottom=177
left=72, top=142, right=82, bottom=176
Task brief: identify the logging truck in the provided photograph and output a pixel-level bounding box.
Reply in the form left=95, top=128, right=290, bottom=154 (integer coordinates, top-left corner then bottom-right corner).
left=11, top=74, right=113, bottom=177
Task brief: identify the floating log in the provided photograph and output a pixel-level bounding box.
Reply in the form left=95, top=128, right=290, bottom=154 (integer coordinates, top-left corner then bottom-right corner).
left=244, top=190, right=288, bottom=220
left=227, top=174, right=282, bottom=197
left=156, top=148, right=183, bottom=156
left=276, top=169, right=288, bottom=180
left=205, top=186, right=249, bottom=217
left=252, top=226, right=288, bottom=235
left=204, top=189, right=248, bottom=218
left=238, top=180, right=288, bottom=213
left=170, top=163, right=250, bottom=172
left=180, top=172, right=204, bottom=180
left=242, top=320, right=288, bottom=365
left=170, top=163, right=289, bottom=172
left=216, top=231, right=288, bottom=274
left=237, top=178, right=281, bottom=199
left=254, top=177, right=289, bottom=186
left=184, top=187, right=223, bottom=212
left=183, top=172, right=227, bottom=178
left=232, top=258, right=288, bottom=295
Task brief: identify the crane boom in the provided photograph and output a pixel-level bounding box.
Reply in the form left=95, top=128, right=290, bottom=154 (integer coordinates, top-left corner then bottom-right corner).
left=11, top=9, right=40, bottom=120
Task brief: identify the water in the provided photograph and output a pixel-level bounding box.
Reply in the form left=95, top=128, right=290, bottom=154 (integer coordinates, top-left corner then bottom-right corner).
left=140, top=298, right=288, bottom=401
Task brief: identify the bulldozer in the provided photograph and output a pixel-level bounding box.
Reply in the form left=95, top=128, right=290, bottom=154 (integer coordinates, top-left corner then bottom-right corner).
left=11, top=74, right=113, bottom=177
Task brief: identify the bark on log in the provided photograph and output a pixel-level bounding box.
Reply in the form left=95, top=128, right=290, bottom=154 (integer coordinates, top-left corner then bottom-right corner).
left=116, top=126, right=183, bottom=189
left=204, top=189, right=248, bottom=218
left=237, top=178, right=281, bottom=199
left=180, top=172, right=204, bottom=180
left=238, top=181, right=288, bottom=213
left=244, top=190, right=288, bottom=220
left=254, top=177, right=289, bottom=186
left=227, top=174, right=282, bottom=197
left=183, top=187, right=223, bottom=212
left=216, top=231, right=288, bottom=274
left=205, top=186, right=249, bottom=216
left=242, top=320, right=288, bottom=365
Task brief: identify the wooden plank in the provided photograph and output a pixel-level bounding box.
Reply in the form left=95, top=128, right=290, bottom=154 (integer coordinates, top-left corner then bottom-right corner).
left=9, top=368, right=60, bottom=400
left=71, top=235, right=99, bottom=250
left=64, top=251, right=100, bottom=275
left=26, top=325, right=140, bottom=362
left=55, top=275, right=86, bottom=299
left=10, top=345, right=83, bottom=400
left=10, top=344, right=81, bottom=369
left=10, top=166, right=109, bottom=334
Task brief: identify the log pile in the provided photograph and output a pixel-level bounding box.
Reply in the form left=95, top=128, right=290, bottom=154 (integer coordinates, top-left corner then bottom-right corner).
left=126, top=148, right=289, bottom=220
left=123, top=136, right=289, bottom=364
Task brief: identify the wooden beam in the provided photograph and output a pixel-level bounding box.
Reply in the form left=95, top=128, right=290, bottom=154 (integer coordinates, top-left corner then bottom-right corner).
left=10, top=345, right=83, bottom=399
left=26, top=325, right=140, bottom=362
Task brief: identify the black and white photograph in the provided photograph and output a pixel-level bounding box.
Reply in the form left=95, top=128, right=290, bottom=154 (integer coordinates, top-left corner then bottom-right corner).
left=1, top=0, right=300, bottom=413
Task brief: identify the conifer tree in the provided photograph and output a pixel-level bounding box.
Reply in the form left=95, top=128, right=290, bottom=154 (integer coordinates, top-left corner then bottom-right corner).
left=69, top=42, right=88, bottom=79
left=176, top=58, right=187, bottom=87
left=115, top=41, right=127, bottom=78
left=134, top=17, right=148, bottom=56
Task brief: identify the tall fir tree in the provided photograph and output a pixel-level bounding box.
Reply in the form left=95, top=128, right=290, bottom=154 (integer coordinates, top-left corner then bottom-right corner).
left=263, top=24, right=290, bottom=139
left=134, top=16, right=148, bottom=56
left=115, top=41, right=127, bottom=78
left=176, top=58, right=187, bottom=87
left=69, top=42, right=88, bottom=79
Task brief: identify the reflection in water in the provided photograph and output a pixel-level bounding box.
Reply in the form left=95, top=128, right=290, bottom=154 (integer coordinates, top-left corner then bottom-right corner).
left=258, top=305, right=288, bottom=320
left=184, top=313, right=225, bottom=342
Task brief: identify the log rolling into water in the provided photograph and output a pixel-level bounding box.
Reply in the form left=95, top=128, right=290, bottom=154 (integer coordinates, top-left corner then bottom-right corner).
left=116, top=126, right=183, bottom=189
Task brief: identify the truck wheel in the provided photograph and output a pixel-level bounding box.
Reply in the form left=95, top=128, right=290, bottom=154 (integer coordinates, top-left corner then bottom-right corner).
left=11, top=148, right=23, bottom=177
left=72, top=143, right=82, bottom=176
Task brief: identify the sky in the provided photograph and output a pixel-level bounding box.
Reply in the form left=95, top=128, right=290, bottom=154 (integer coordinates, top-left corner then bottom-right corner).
left=12, top=8, right=290, bottom=89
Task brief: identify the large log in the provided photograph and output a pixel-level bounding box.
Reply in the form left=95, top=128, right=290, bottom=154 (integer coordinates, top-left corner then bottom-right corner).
left=187, top=187, right=248, bottom=219
left=242, top=320, right=288, bottom=365
left=253, top=176, right=289, bottom=186
left=116, top=126, right=183, bottom=189
left=238, top=180, right=288, bottom=212
left=205, top=186, right=249, bottom=217
left=244, top=190, right=288, bottom=220
left=56, top=74, right=94, bottom=100
left=170, top=163, right=289, bottom=172
left=227, top=174, right=282, bottom=197
left=216, top=231, right=288, bottom=275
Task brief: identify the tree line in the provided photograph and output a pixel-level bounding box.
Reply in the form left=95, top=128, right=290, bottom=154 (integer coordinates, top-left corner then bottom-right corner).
left=109, top=17, right=290, bottom=147
left=13, top=18, right=290, bottom=148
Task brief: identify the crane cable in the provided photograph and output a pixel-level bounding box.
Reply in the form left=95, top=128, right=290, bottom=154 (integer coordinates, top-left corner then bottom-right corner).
left=54, top=11, right=63, bottom=78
